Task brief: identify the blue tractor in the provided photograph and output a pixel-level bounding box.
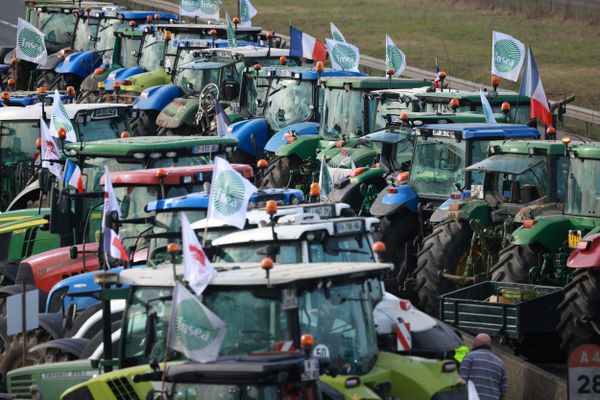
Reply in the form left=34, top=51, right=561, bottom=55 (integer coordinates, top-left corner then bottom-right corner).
left=367, top=123, right=540, bottom=295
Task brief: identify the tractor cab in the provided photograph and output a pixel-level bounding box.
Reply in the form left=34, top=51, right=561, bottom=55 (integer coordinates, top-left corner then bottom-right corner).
left=155, top=46, right=301, bottom=136
left=0, top=102, right=131, bottom=211
left=415, top=90, right=531, bottom=124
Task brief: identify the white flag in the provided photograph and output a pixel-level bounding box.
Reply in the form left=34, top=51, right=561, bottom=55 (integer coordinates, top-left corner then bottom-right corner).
left=385, top=35, right=406, bottom=77
left=491, top=31, right=525, bottom=82
left=479, top=89, right=497, bottom=124
left=39, top=119, right=62, bottom=179
left=181, top=213, right=217, bottom=295
left=168, top=282, right=227, bottom=363
left=318, top=157, right=333, bottom=201
left=180, top=0, right=220, bottom=19
left=225, top=11, right=237, bottom=48
left=16, top=18, right=47, bottom=65
left=102, top=166, right=129, bottom=263
left=239, top=0, right=257, bottom=27
left=326, top=39, right=360, bottom=72
left=50, top=90, right=76, bottom=142
left=207, top=157, right=257, bottom=229
left=467, top=381, right=481, bottom=400
left=330, top=22, right=346, bottom=43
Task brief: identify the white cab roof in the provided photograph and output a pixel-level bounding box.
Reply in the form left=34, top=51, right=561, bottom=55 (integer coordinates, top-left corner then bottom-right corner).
left=0, top=103, right=129, bottom=121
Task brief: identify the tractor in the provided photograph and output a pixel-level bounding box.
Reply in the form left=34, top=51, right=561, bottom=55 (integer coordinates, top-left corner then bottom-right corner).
left=414, top=139, right=571, bottom=314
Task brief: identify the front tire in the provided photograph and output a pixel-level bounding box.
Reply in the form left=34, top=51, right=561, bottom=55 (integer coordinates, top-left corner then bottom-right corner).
left=130, top=110, right=158, bottom=137
left=490, top=244, right=542, bottom=283
left=261, top=156, right=303, bottom=189
left=0, top=330, right=51, bottom=374
left=557, top=268, right=600, bottom=354
left=414, top=220, right=473, bottom=315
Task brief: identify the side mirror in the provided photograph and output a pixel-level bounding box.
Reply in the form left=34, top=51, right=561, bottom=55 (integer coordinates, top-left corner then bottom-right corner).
left=223, top=82, right=239, bottom=101
left=38, top=168, right=51, bottom=193
left=121, top=195, right=130, bottom=220
left=69, top=246, right=78, bottom=259
left=63, top=303, right=77, bottom=331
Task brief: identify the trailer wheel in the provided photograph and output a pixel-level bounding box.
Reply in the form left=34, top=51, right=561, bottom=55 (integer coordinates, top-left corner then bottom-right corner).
left=557, top=268, right=600, bottom=354
left=261, top=156, right=302, bottom=189
left=0, top=329, right=52, bottom=374
left=489, top=244, right=542, bottom=283
left=414, top=220, right=473, bottom=316
left=130, top=110, right=158, bottom=137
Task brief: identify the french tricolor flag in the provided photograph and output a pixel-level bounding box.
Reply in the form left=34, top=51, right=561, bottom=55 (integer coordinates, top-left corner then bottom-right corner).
left=519, top=47, right=553, bottom=127
left=108, top=229, right=130, bottom=262
left=63, top=160, right=83, bottom=193
left=289, top=26, right=327, bottom=63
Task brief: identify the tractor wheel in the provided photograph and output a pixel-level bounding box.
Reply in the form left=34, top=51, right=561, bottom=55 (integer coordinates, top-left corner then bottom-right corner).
left=414, top=220, right=473, bottom=316
left=130, top=110, right=158, bottom=137
left=261, top=156, right=302, bottom=189
left=557, top=268, right=600, bottom=354
left=0, top=329, right=52, bottom=374
left=489, top=244, right=542, bottom=283
left=35, top=70, right=56, bottom=90
left=76, top=89, right=98, bottom=104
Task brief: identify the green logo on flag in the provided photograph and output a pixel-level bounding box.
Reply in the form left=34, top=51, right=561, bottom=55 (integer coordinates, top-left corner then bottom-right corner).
left=214, top=170, right=245, bottom=216
left=51, top=102, right=72, bottom=134
left=175, top=298, right=219, bottom=351
left=181, top=0, right=218, bottom=15
left=332, top=31, right=344, bottom=42
left=386, top=45, right=404, bottom=71
left=494, top=39, right=521, bottom=73
left=17, top=27, right=44, bottom=59
left=332, top=43, right=356, bottom=70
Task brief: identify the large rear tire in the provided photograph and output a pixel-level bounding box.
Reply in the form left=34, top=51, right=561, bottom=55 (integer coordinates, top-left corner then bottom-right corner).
left=414, top=220, right=473, bottom=316
left=261, top=156, right=302, bottom=189
left=557, top=268, right=600, bottom=354
left=130, top=110, right=158, bottom=137
left=489, top=243, right=542, bottom=283
left=0, top=330, right=51, bottom=375
left=35, top=70, right=56, bottom=90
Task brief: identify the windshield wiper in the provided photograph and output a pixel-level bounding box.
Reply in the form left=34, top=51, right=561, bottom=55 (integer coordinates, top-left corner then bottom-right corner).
left=267, top=84, right=287, bottom=98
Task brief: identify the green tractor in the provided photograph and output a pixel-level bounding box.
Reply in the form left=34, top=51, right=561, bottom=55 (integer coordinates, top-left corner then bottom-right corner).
left=488, top=141, right=600, bottom=351
left=260, top=77, right=431, bottom=190
left=414, top=140, right=571, bottom=315
left=0, top=135, right=237, bottom=284
left=51, top=262, right=466, bottom=400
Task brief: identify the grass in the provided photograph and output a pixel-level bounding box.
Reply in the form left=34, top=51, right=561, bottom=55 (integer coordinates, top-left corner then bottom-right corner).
left=158, top=0, right=600, bottom=136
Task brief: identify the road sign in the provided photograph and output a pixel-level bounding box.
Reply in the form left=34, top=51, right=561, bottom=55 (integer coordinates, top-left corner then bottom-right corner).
left=7, top=290, right=39, bottom=335
left=568, top=344, right=600, bottom=400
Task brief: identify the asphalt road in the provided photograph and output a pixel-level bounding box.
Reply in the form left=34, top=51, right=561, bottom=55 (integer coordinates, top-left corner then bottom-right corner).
left=0, top=0, right=25, bottom=47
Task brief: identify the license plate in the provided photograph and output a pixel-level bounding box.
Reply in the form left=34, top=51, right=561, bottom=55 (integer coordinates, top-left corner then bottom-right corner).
left=192, top=144, right=219, bottom=154
left=301, top=358, right=320, bottom=382
left=304, top=204, right=335, bottom=218
left=334, top=220, right=364, bottom=234
left=568, top=230, right=582, bottom=249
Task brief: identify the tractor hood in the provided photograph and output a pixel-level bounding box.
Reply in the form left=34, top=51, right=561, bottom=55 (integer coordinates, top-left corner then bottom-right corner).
left=56, top=51, right=103, bottom=78
left=104, top=66, right=145, bottom=90
left=121, top=67, right=170, bottom=94
left=133, top=83, right=181, bottom=112
left=264, top=122, right=320, bottom=153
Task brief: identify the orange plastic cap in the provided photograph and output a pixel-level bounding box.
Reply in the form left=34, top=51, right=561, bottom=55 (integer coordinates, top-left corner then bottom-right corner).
left=491, top=75, right=500, bottom=87
left=279, top=56, right=287, bottom=65
left=167, top=243, right=179, bottom=253
left=129, top=20, right=137, bottom=27
left=232, top=17, right=240, bottom=24
left=36, top=86, right=47, bottom=94
left=257, top=159, right=268, bottom=168
left=309, top=182, right=321, bottom=197
left=261, top=257, right=274, bottom=270
left=396, top=171, right=410, bottom=184
left=265, top=200, right=278, bottom=215
left=449, top=98, right=460, bottom=109
left=386, top=67, right=395, bottom=76
left=120, top=130, right=131, bottom=138
left=94, top=67, right=105, bottom=76
left=209, top=28, right=217, bottom=36
left=547, top=126, right=557, bottom=135
left=253, top=64, right=261, bottom=71
left=501, top=102, right=511, bottom=112
left=66, top=86, right=76, bottom=96
left=154, top=13, right=161, bottom=20
left=372, top=241, right=386, bottom=253
left=146, top=15, right=153, bottom=23
left=156, top=168, right=168, bottom=178
left=114, top=81, right=121, bottom=89
left=315, top=61, right=324, bottom=73
left=438, top=70, right=446, bottom=79
left=36, top=138, right=42, bottom=149
left=57, top=128, right=67, bottom=140
left=266, top=31, right=273, bottom=39
left=164, top=31, right=172, bottom=40
left=7, top=79, right=15, bottom=87
left=1, top=92, right=9, bottom=102
left=400, top=112, right=410, bottom=121
left=300, top=333, right=315, bottom=349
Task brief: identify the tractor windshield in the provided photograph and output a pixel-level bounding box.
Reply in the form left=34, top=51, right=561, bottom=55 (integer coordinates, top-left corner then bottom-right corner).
left=320, top=89, right=365, bottom=139
left=214, top=242, right=301, bottom=264
left=298, top=282, right=378, bottom=375
left=119, top=34, right=143, bottom=68
left=96, top=18, right=129, bottom=59
left=411, top=135, right=467, bottom=198
left=264, top=79, right=314, bottom=130
left=243, top=74, right=271, bottom=117
left=175, top=65, right=222, bottom=95
left=139, top=34, right=164, bottom=71
left=565, top=158, right=600, bottom=216
left=73, top=17, right=101, bottom=52
left=309, top=234, right=375, bottom=263
left=369, top=96, right=417, bottom=132
left=36, top=11, right=76, bottom=49
left=114, top=186, right=156, bottom=247
left=0, top=121, right=40, bottom=165
left=73, top=116, right=128, bottom=142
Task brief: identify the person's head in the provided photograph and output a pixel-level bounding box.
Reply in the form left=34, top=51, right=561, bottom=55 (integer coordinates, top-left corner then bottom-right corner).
left=473, top=333, right=492, bottom=349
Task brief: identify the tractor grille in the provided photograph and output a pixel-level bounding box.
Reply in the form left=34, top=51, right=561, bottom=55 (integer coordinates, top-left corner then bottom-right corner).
left=9, top=373, right=33, bottom=399
left=107, top=377, right=140, bottom=400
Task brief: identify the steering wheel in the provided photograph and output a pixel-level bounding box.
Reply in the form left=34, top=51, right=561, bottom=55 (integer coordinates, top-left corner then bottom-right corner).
left=199, top=83, right=219, bottom=114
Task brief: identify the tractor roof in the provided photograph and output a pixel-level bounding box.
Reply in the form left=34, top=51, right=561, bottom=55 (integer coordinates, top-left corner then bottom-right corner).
left=569, top=143, right=600, bottom=160
left=66, top=136, right=236, bottom=157
left=103, top=164, right=253, bottom=186
left=319, top=76, right=431, bottom=90
left=146, top=188, right=304, bottom=212
left=191, top=202, right=353, bottom=230
left=416, top=90, right=530, bottom=105
left=390, top=111, right=488, bottom=125
left=0, top=103, right=128, bottom=121
left=30, top=1, right=112, bottom=11
left=418, top=123, right=540, bottom=140
left=201, top=46, right=290, bottom=58
left=91, top=9, right=178, bottom=20
left=251, top=66, right=364, bottom=81
left=490, top=139, right=572, bottom=156
left=117, top=262, right=392, bottom=287
left=212, top=216, right=379, bottom=245
left=370, top=87, right=437, bottom=97
left=153, top=24, right=262, bottom=33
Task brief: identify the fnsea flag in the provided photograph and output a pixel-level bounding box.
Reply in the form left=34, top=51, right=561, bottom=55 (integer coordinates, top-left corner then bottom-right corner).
left=289, top=26, right=326, bottom=63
